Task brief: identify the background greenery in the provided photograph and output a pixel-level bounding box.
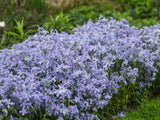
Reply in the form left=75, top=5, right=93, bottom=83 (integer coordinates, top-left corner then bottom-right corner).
left=0, top=0, right=160, bottom=119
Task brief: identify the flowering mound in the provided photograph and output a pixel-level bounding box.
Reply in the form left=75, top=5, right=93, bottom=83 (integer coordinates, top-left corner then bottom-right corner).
left=0, top=17, right=160, bottom=119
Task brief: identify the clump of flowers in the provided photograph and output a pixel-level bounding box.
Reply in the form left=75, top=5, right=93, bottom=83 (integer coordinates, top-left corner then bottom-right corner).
left=0, top=16, right=160, bottom=119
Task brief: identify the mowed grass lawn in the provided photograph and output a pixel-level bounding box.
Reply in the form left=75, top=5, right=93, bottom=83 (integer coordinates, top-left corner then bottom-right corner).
left=118, top=97, right=160, bottom=120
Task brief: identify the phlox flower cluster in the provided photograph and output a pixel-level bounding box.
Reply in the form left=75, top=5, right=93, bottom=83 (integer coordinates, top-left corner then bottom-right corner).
left=0, top=16, right=160, bottom=119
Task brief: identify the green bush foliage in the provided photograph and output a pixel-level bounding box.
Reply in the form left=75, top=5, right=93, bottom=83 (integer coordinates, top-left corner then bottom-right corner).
left=43, top=13, right=74, bottom=34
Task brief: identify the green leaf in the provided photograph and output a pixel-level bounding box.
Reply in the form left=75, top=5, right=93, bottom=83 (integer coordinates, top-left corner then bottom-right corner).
left=15, top=20, right=24, bottom=36
left=7, top=31, right=21, bottom=38
left=24, top=29, right=37, bottom=36
left=0, top=34, right=6, bottom=46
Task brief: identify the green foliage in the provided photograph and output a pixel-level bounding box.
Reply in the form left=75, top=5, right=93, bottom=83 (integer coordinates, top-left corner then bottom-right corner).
left=0, top=0, right=51, bottom=31
left=43, top=13, right=74, bottom=33
left=67, top=6, right=100, bottom=26
left=111, top=11, right=160, bottom=28
left=96, top=82, right=151, bottom=119
left=115, top=0, right=157, bottom=19
left=27, top=0, right=49, bottom=12
left=0, top=0, right=53, bottom=50
left=7, top=20, right=37, bottom=41
left=118, top=98, right=160, bottom=120
left=66, top=3, right=160, bottom=30
left=149, top=67, right=160, bottom=97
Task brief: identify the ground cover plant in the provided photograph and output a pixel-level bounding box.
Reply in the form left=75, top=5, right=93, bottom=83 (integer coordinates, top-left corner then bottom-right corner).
left=66, top=0, right=160, bottom=28
left=1, top=17, right=160, bottom=119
